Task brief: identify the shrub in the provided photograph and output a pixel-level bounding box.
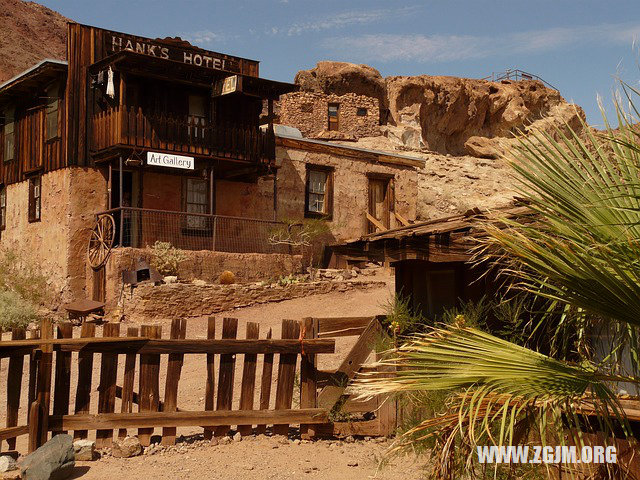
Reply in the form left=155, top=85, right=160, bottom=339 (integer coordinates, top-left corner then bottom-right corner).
left=218, top=270, right=235, bottom=285
left=148, top=241, right=187, bottom=276
left=0, top=290, right=38, bottom=331
left=0, top=249, right=49, bottom=306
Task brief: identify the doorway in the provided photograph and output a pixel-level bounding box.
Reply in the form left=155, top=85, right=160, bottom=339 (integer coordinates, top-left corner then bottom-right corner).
left=367, top=176, right=393, bottom=233
left=111, top=170, right=141, bottom=246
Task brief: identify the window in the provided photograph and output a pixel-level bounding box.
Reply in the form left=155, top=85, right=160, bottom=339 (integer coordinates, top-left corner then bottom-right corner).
left=305, top=166, right=333, bottom=218
left=183, top=177, right=209, bottom=231
left=327, top=103, right=339, bottom=131
left=3, top=107, right=15, bottom=162
left=356, top=107, right=368, bottom=116
left=188, top=95, right=207, bottom=139
left=0, top=186, right=6, bottom=231
left=28, top=176, right=41, bottom=222
left=45, top=83, right=60, bottom=140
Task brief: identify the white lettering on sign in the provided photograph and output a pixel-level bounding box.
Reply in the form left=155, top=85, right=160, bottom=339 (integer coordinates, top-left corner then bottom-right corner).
left=112, top=35, right=169, bottom=59
left=146, top=152, right=194, bottom=170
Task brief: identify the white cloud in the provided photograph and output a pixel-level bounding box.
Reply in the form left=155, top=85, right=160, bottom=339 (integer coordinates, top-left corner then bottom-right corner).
left=183, top=31, right=225, bottom=46
left=269, top=7, right=419, bottom=37
left=321, top=22, right=640, bottom=63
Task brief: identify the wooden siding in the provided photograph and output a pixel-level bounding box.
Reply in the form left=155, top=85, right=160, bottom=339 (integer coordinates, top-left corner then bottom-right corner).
left=0, top=102, right=65, bottom=186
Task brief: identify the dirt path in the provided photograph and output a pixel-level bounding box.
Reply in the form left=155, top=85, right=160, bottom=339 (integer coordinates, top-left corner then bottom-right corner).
left=1, top=275, right=428, bottom=479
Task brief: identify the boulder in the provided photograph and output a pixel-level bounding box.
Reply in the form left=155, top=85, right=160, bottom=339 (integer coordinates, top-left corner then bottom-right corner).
left=111, top=436, right=142, bottom=458
left=464, top=136, right=502, bottom=159
left=20, top=434, right=75, bottom=480
left=72, top=439, right=96, bottom=461
left=0, top=456, right=17, bottom=473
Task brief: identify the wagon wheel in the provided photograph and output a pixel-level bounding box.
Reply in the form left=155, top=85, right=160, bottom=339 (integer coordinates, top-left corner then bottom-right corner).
left=87, top=214, right=116, bottom=269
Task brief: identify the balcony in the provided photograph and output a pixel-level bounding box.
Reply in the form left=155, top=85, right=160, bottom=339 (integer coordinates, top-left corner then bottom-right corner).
left=100, top=207, right=297, bottom=255
left=90, top=106, right=275, bottom=165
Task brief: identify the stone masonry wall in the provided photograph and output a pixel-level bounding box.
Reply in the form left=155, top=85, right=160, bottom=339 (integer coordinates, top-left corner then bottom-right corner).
left=123, top=279, right=385, bottom=321
left=280, top=92, right=380, bottom=139
left=104, top=247, right=303, bottom=308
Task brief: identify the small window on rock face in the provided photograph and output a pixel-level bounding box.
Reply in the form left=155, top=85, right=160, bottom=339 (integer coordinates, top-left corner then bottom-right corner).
left=328, top=103, right=339, bottom=131
left=357, top=107, right=368, bottom=116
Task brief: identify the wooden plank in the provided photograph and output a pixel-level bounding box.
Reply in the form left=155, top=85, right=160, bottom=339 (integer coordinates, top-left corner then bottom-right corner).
left=394, top=211, right=410, bottom=227
left=138, top=325, right=161, bottom=446
left=162, top=319, right=187, bottom=446
left=52, top=322, right=73, bottom=436
left=74, top=322, right=95, bottom=440
left=316, top=317, right=374, bottom=335
left=255, top=328, right=273, bottom=435
left=366, top=211, right=387, bottom=233
left=96, top=323, right=120, bottom=448
left=35, top=317, right=54, bottom=448
left=118, top=327, right=138, bottom=440
left=273, top=319, right=300, bottom=436
left=6, top=328, right=26, bottom=450
left=27, top=329, right=39, bottom=410
left=317, top=318, right=381, bottom=410
left=204, top=317, right=216, bottom=440
left=214, top=318, right=238, bottom=437
left=0, top=338, right=335, bottom=356
left=317, top=327, right=368, bottom=339
left=237, top=322, right=259, bottom=436
left=300, top=317, right=318, bottom=439
left=0, top=425, right=28, bottom=443
left=48, top=409, right=329, bottom=431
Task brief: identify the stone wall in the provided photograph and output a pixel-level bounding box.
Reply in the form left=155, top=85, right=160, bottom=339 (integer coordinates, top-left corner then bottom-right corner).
left=104, top=247, right=303, bottom=308
left=123, top=278, right=385, bottom=321
left=279, top=92, right=380, bottom=140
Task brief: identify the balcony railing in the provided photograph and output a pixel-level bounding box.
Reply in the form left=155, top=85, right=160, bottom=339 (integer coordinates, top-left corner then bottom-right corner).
left=100, top=207, right=297, bottom=255
left=91, top=106, right=275, bottom=164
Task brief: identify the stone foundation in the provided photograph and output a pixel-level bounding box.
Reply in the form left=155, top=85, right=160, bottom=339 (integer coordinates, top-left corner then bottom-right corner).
left=121, top=279, right=385, bottom=321
left=104, top=248, right=303, bottom=308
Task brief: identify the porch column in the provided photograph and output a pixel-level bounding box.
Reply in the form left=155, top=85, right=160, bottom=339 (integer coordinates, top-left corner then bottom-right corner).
left=273, top=170, right=278, bottom=221
left=119, top=155, right=124, bottom=246
left=267, top=99, right=274, bottom=133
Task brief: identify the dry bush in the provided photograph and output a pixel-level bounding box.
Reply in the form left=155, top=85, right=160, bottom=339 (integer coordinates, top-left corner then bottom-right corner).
left=148, top=241, right=187, bottom=276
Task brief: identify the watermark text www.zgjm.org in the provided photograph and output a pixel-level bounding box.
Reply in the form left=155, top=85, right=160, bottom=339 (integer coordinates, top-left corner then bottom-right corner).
left=477, top=446, right=617, bottom=464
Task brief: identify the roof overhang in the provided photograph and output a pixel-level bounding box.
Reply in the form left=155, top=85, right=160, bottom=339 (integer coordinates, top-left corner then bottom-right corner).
left=331, top=204, right=532, bottom=264
left=0, top=59, right=68, bottom=103
left=89, top=51, right=297, bottom=99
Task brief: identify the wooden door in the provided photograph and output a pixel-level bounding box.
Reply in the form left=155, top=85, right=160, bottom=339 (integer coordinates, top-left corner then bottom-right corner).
left=368, top=178, right=391, bottom=233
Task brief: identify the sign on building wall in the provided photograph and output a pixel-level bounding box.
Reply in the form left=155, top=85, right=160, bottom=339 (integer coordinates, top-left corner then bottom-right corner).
left=147, top=152, right=194, bottom=170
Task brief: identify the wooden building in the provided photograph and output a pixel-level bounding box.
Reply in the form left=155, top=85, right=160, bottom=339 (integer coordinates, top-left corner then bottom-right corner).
left=0, top=22, right=425, bottom=308
left=332, top=205, right=530, bottom=318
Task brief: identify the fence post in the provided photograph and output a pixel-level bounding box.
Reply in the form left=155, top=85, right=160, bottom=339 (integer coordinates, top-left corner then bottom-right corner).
left=300, top=317, right=318, bottom=440
left=212, top=216, right=217, bottom=251
left=28, top=317, right=53, bottom=452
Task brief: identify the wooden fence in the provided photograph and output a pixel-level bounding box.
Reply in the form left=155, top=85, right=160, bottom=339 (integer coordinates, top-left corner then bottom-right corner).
left=0, top=315, right=393, bottom=453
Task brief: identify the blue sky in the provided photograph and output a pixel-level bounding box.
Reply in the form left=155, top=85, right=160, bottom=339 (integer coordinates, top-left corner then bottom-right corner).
left=41, top=0, right=640, bottom=125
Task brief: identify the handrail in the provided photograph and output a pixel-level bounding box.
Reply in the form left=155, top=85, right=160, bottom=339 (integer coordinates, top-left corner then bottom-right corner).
left=97, top=207, right=283, bottom=224
left=480, top=68, right=558, bottom=91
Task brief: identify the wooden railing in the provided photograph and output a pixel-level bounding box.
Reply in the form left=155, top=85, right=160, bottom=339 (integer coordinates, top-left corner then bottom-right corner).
left=91, top=106, right=276, bottom=164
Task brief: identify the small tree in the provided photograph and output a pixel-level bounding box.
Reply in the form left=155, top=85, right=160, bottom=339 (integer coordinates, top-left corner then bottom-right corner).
left=268, top=218, right=330, bottom=268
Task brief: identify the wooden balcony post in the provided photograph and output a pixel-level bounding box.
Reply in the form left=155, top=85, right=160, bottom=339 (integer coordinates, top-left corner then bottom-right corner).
left=119, top=155, right=124, bottom=246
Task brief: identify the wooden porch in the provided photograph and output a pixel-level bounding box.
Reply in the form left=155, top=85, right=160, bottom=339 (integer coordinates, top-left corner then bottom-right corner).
left=91, top=106, right=275, bottom=165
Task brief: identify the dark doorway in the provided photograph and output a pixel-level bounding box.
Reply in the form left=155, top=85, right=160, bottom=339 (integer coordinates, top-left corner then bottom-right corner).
left=111, top=170, right=134, bottom=246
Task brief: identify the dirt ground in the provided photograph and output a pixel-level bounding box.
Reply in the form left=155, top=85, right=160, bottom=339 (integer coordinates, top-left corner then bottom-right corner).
left=1, top=272, right=427, bottom=479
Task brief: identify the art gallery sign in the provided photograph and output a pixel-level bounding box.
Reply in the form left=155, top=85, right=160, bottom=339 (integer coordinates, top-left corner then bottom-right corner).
left=146, top=152, right=194, bottom=170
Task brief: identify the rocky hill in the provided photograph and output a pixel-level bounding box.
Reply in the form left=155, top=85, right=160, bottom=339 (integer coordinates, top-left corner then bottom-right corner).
left=293, top=61, right=587, bottom=219
left=0, top=0, right=68, bottom=83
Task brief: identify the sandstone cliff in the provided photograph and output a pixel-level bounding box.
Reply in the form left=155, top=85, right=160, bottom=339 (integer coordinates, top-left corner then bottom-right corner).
left=294, top=61, right=585, bottom=159
left=0, top=0, right=68, bottom=83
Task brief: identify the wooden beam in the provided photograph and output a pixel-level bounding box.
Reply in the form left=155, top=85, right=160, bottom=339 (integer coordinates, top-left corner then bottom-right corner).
left=0, top=338, right=335, bottom=357
left=365, top=212, right=386, bottom=233
left=394, top=211, right=410, bottom=227
left=0, top=425, right=29, bottom=442
left=47, top=409, right=329, bottom=431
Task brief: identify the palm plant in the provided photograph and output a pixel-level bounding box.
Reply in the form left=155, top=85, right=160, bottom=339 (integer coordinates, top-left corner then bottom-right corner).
left=358, top=84, right=640, bottom=478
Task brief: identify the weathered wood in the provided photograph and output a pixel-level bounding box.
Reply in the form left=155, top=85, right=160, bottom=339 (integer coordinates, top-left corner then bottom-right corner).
left=255, top=328, right=273, bottom=435
left=52, top=322, right=73, bottom=436
left=316, top=317, right=374, bottom=335
left=96, top=323, right=120, bottom=447
left=6, top=328, right=26, bottom=449
left=74, top=322, right=96, bottom=440
left=27, top=329, right=39, bottom=410
left=118, top=326, right=138, bottom=439
left=273, top=320, right=300, bottom=436
left=214, top=318, right=238, bottom=437
left=138, top=325, right=161, bottom=446
left=162, top=319, right=187, bottom=445
left=0, top=337, right=335, bottom=356
left=204, top=317, right=216, bottom=440
left=317, top=318, right=381, bottom=410
left=33, top=317, right=53, bottom=449
left=0, top=425, right=29, bottom=443
left=237, top=322, right=259, bottom=436
left=300, top=318, right=318, bottom=439
left=48, top=409, right=329, bottom=431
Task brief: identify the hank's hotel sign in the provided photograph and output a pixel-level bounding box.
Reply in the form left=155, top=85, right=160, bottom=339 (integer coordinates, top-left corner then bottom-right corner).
left=147, top=152, right=194, bottom=170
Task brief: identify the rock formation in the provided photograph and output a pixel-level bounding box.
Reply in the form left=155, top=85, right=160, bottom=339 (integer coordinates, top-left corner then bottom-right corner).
left=293, top=62, right=585, bottom=159
left=0, top=0, right=69, bottom=83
